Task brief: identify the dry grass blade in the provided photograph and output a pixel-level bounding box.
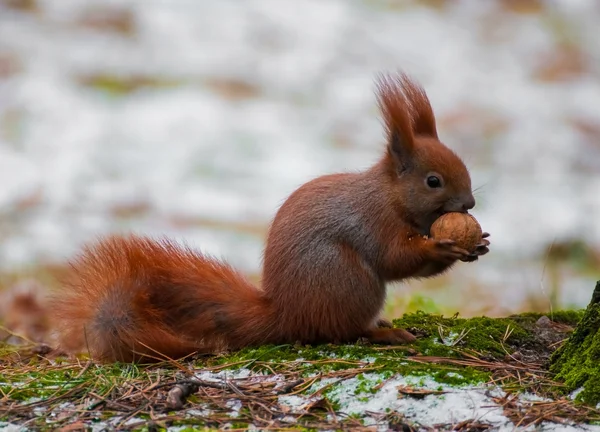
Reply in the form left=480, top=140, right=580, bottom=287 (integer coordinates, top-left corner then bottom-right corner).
left=492, top=393, right=600, bottom=427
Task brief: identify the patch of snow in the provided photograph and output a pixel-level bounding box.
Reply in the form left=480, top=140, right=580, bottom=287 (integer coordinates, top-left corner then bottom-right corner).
left=0, top=424, right=26, bottom=432
left=226, top=398, right=243, bottom=418
left=89, top=415, right=145, bottom=432
left=322, top=373, right=510, bottom=429
left=186, top=408, right=212, bottom=417
left=277, top=394, right=308, bottom=410
left=570, top=386, right=584, bottom=400
left=194, top=367, right=260, bottom=382
left=32, top=406, right=46, bottom=417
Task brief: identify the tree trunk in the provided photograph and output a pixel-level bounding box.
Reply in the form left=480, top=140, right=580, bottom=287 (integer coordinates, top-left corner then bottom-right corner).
left=550, top=280, right=600, bottom=405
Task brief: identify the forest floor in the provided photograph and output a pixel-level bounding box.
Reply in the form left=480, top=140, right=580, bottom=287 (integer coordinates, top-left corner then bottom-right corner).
left=1, top=310, right=599, bottom=431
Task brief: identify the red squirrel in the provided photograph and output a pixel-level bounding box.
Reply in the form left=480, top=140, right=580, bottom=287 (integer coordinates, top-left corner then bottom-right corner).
left=50, top=72, right=490, bottom=363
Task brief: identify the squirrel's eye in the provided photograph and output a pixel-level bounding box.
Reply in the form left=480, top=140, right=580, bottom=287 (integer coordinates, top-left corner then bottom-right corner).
left=426, top=176, right=442, bottom=188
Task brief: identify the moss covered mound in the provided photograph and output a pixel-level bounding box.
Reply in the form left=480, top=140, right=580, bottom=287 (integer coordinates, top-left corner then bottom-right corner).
left=550, top=281, right=600, bottom=405
left=393, top=309, right=580, bottom=361
left=394, top=311, right=530, bottom=358
left=214, top=309, right=577, bottom=375
left=0, top=308, right=589, bottom=430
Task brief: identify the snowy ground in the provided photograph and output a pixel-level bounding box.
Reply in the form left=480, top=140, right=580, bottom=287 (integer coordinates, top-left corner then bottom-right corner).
left=1, top=367, right=598, bottom=431
left=0, top=0, right=599, bottom=315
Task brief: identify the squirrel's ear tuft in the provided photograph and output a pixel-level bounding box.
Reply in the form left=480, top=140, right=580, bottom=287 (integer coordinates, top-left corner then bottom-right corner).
left=399, top=74, right=438, bottom=139
left=376, top=72, right=415, bottom=172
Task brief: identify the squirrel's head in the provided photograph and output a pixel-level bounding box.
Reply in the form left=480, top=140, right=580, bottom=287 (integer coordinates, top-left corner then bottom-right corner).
left=376, top=72, right=475, bottom=234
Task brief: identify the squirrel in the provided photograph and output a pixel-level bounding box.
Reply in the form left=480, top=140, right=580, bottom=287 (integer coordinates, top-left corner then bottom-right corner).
left=49, top=72, right=490, bottom=363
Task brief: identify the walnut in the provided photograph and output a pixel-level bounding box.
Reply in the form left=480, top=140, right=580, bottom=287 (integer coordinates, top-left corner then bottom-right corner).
left=430, top=212, right=482, bottom=252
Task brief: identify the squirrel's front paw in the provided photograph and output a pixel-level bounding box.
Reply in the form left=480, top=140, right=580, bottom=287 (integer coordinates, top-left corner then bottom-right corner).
left=428, top=238, right=470, bottom=264
left=459, top=232, right=491, bottom=263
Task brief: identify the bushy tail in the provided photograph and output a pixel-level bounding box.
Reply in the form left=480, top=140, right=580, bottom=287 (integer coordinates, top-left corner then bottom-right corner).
left=50, top=235, right=274, bottom=363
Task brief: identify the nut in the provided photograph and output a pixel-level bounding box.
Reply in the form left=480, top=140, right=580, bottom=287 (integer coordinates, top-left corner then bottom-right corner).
left=430, top=212, right=482, bottom=252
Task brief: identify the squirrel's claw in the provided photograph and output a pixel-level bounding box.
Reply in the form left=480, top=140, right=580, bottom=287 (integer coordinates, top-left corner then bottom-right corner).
left=460, top=253, right=479, bottom=262
left=430, top=238, right=470, bottom=263
left=461, top=236, right=491, bottom=262
left=475, top=237, right=490, bottom=255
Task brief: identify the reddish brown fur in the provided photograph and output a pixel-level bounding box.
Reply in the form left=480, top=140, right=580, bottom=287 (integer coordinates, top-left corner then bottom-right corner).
left=51, top=236, right=274, bottom=362
left=51, top=72, right=489, bottom=363
left=376, top=72, right=438, bottom=142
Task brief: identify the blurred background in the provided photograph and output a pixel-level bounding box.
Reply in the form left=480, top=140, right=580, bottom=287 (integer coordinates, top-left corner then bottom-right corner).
left=0, top=0, right=599, bottom=330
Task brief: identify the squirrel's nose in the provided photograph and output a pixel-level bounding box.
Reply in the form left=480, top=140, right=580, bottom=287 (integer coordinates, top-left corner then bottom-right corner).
left=462, top=194, right=476, bottom=211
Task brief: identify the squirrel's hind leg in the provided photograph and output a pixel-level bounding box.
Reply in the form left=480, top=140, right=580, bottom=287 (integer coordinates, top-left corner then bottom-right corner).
left=375, top=317, right=393, bottom=328
left=364, top=327, right=417, bottom=344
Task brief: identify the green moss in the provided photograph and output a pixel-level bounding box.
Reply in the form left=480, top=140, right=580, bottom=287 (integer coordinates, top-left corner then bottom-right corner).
left=0, top=360, right=148, bottom=403
left=432, top=369, right=483, bottom=386
left=511, top=309, right=585, bottom=327
left=216, top=310, right=535, bottom=375
left=415, top=365, right=489, bottom=386
left=393, top=311, right=533, bottom=358
left=550, top=309, right=586, bottom=325
left=213, top=345, right=466, bottom=383
left=354, top=372, right=381, bottom=395
left=197, top=310, right=556, bottom=390
left=550, top=282, right=600, bottom=405
left=206, top=339, right=490, bottom=391
left=209, top=343, right=413, bottom=375
left=0, top=369, right=83, bottom=401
